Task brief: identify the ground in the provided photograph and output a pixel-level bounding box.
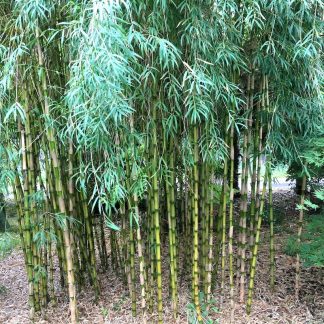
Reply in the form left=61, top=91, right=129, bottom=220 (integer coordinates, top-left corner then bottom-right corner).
left=0, top=190, right=323, bottom=324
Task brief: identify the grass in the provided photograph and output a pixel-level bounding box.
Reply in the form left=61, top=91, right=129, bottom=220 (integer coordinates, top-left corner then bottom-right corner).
left=283, top=214, right=324, bottom=267
left=283, top=236, right=299, bottom=256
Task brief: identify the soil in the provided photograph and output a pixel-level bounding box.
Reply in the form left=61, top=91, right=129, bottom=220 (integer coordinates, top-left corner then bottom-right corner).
left=0, top=191, right=323, bottom=324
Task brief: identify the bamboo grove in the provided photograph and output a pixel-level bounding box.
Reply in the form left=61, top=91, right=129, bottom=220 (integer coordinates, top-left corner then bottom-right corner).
left=0, top=1, right=323, bottom=323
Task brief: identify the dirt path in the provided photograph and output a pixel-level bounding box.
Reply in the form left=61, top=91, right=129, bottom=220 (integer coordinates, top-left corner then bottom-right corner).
left=0, top=252, right=29, bottom=323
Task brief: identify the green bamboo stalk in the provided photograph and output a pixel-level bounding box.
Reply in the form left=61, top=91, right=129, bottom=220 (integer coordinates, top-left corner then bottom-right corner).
left=228, top=123, right=235, bottom=320
left=40, top=247, right=47, bottom=309
left=170, top=165, right=178, bottom=304
left=295, top=175, right=306, bottom=299
left=148, top=185, right=155, bottom=314
left=166, top=184, right=172, bottom=267
left=268, top=164, right=275, bottom=290
left=169, top=140, right=178, bottom=317
left=68, top=140, right=81, bottom=288
left=93, top=217, right=104, bottom=265
left=221, top=123, right=229, bottom=295
left=192, top=125, right=202, bottom=322
left=46, top=158, right=66, bottom=287
left=180, top=174, right=186, bottom=235
left=246, top=169, right=268, bottom=314
left=99, top=214, right=108, bottom=269
left=20, top=123, right=35, bottom=319
left=166, top=179, right=176, bottom=311
left=249, top=103, right=259, bottom=255
left=191, top=174, right=196, bottom=297
left=146, top=136, right=155, bottom=314
left=200, top=162, right=206, bottom=288
left=205, top=179, right=214, bottom=302
left=24, top=94, right=40, bottom=312
left=203, top=165, right=210, bottom=297
left=129, top=226, right=137, bottom=316
left=152, top=107, right=163, bottom=323
left=186, top=173, right=193, bottom=276
left=13, top=175, right=27, bottom=264
left=236, top=71, right=249, bottom=288
left=249, top=70, right=258, bottom=254
left=250, top=73, right=260, bottom=253
left=45, top=205, right=56, bottom=305
left=120, top=201, right=128, bottom=283
left=125, top=239, right=133, bottom=308
left=80, top=189, right=100, bottom=297
left=264, top=75, right=275, bottom=291
left=72, top=190, right=92, bottom=286
left=42, top=210, right=49, bottom=308
left=239, top=125, right=248, bottom=302
left=134, top=195, right=147, bottom=317
left=253, top=76, right=265, bottom=236
left=213, top=187, right=224, bottom=290
left=125, top=147, right=137, bottom=316
left=35, top=28, right=77, bottom=323
left=110, top=232, right=116, bottom=270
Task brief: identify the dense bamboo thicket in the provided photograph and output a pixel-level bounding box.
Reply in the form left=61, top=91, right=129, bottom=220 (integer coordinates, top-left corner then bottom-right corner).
left=0, top=1, right=322, bottom=323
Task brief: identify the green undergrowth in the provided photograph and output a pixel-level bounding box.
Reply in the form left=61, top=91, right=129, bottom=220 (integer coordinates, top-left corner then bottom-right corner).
left=0, top=232, right=20, bottom=260
left=263, top=205, right=286, bottom=227
left=186, top=292, right=219, bottom=324
left=283, top=214, right=324, bottom=267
